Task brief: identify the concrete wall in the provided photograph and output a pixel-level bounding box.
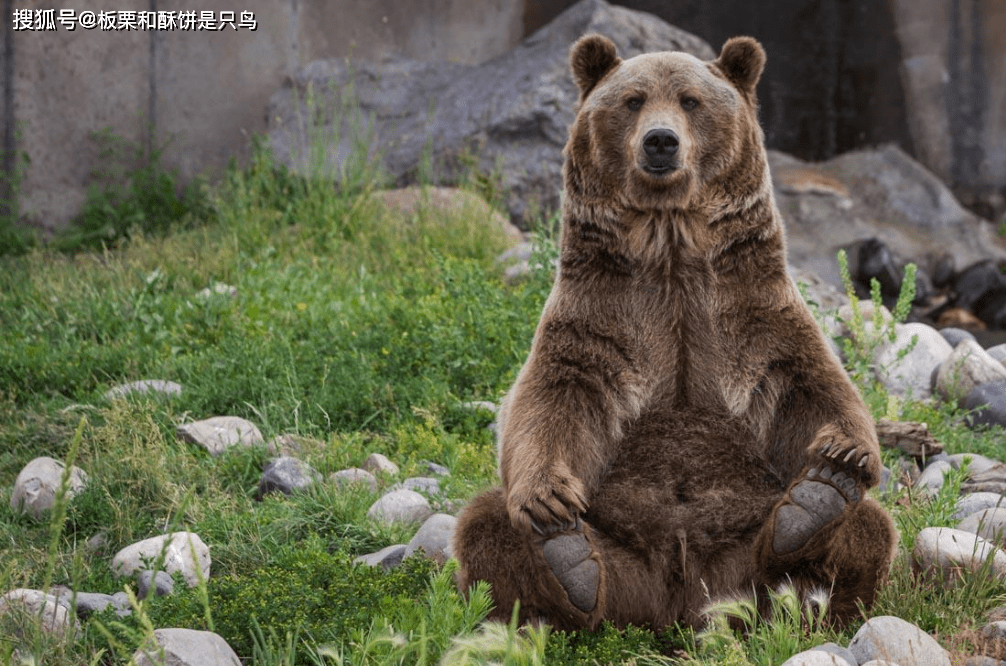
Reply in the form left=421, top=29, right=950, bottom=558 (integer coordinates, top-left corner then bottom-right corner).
left=1, top=0, right=524, bottom=233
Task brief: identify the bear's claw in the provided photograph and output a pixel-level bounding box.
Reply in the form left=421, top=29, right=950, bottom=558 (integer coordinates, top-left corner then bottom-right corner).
left=542, top=531, right=599, bottom=613
left=772, top=465, right=858, bottom=555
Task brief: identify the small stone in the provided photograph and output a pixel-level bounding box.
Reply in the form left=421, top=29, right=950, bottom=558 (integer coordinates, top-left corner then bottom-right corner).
left=939, top=327, right=977, bottom=347
left=401, top=476, right=442, bottom=497
left=837, top=300, right=893, bottom=339
left=265, top=434, right=302, bottom=456
left=425, top=461, right=450, bottom=476
left=330, top=468, right=378, bottom=492
left=355, top=544, right=408, bottom=570
left=874, top=322, right=953, bottom=401
left=86, top=532, right=107, bottom=553
left=963, top=465, right=1006, bottom=495
left=934, top=340, right=1006, bottom=406
left=460, top=400, right=498, bottom=414
left=914, top=460, right=952, bottom=496
left=363, top=452, right=400, bottom=476
left=104, top=379, right=183, bottom=401
left=258, top=456, right=319, bottom=497
left=0, top=588, right=78, bottom=636
left=981, top=620, right=1006, bottom=640
left=848, top=615, right=951, bottom=666
left=781, top=648, right=852, bottom=666
left=137, top=570, right=174, bottom=600
left=177, top=416, right=264, bottom=455
left=404, top=513, right=457, bottom=564
left=72, top=592, right=116, bottom=618
left=954, top=493, right=1006, bottom=521
left=912, top=527, right=1006, bottom=584
left=367, top=489, right=432, bottom=525
left=958, top=508, right=1006, bottom=547
left=112, top=532, right=211, bottom=588
left=10, top=456, right=88, bottom=520
left=133, top=628, right=241, bottom=666
left=987, top=344, right=1006, bottom=366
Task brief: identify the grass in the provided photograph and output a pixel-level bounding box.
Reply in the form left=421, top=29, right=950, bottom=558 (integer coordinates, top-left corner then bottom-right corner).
left=2, top=135, right=1006, bottom=665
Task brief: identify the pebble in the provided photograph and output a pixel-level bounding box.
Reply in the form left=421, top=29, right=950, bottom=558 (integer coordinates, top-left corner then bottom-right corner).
left=176, top=416, right=264, bottom=455
left=403, top=513, right=457, bottom=564
left=133, top=627, right=241, bottom=666
left=363, top=452, right=400, bottom=476
left=939, top=327, right=977, bottom=347
left=137, top=570, right=175, bottom=600
left=330, top=467, right=378, bottom=492
left=104, top=379, right=183, bottom=401
left=112, top=532, right=211, bottom=588
left=367, top=489, right=432, bottom=525
left=934, top=340, right=1006, bottom=406
left=912, top=527, right=1006, bottom=584
left=957, top=508, right=1006, bottom=547
left=258, top=456, right=319, bottom=497
left=964, top=380, right=1006, bottom=430
left=914, top=460, right=952, bottom=495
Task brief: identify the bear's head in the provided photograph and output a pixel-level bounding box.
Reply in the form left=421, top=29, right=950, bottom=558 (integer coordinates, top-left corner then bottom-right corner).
left=565, top=34, right=768, bottom=214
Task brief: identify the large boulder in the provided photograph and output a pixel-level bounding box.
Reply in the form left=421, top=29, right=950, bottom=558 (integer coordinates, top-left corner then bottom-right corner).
left=266, top=0, right=713, bottom=226
left=770, top=146, right=1006, bottom=292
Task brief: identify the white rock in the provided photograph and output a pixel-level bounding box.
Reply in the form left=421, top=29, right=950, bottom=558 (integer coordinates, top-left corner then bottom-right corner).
left=874, top=323, right=953, bottom=400
left=330, top=467, right=378, bottom=492
left=112, top=532, right=211, bottom=588
left=781, top=649, right=852, bottom=665
left=934, top=340, right=1006, bottom=406
left=981, top=620, right=1006, bottom=640
left=104, top=379, right=182, bottom=401
left=0, top=588, right=77, bottom=636
left=10, top=456, right=88, bottom=520
left=258, top=456, right=319, bottom=496
left=134, top=628, right=241, bottom=666
left=363, top=452, right=400, bottom=476
left=176, top=416, right=263, bottom=455
left=849, top=615, right=951, bottom=666
left=957, top=508, right=1006, bottom=547
left=367, top=489, right=431, bottom=525
left=404, top=513, right=457, bottom=563
left=460, top=400, right=498, bottom=414
left=986, top=343, right=1006, bottom=366
left=912, top=527, right=1006, bottom=584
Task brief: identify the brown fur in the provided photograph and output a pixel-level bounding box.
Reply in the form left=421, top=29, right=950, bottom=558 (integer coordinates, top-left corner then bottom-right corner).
left=453, top=34, right=897, bottom=631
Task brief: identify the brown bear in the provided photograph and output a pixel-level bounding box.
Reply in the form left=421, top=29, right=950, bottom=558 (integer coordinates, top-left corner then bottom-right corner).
left=452, top=34, right=898, bottom=632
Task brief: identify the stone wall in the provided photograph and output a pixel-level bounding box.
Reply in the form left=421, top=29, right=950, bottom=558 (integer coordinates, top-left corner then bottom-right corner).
left=0, top=0, right=524, bottom=232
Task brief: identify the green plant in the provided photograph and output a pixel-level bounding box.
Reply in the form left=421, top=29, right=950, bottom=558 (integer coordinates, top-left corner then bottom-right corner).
left=52, top=128, right=208, bottom=252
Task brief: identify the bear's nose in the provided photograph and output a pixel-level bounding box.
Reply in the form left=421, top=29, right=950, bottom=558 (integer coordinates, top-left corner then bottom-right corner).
left=643, top=129, right=680, bottom=157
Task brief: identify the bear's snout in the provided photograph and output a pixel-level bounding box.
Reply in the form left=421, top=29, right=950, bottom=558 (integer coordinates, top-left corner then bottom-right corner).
left=642, top=128, right=679, bottom=174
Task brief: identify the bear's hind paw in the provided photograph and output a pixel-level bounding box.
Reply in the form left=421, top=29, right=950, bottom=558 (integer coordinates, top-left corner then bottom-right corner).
left=772, top=466, right=857, bottom=555
left=542, top=532, right=599, bottom=613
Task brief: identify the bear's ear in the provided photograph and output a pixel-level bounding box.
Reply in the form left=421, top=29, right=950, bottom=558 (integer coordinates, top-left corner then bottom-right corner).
left=715, top=36, right=765, bottom=96
left=570, top=34, right=621, bottom=100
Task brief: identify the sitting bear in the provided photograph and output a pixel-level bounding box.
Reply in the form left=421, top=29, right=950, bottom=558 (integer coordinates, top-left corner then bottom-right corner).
left=453, top=33, right=897, bottom=631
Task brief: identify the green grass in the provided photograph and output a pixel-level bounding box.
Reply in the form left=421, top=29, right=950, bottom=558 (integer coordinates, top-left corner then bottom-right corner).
left=1, top=139, right=1005, bottom=665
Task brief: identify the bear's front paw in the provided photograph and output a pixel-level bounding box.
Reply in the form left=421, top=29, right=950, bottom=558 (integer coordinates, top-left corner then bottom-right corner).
left=814, top=436, right=881, bottom=486
left=506, top=468, right=588, bottom=536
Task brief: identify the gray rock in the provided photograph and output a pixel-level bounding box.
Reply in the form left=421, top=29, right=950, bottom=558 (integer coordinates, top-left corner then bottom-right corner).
left=86, top=532, right=107, bottom=553
left=176, top=416, right=264, bottom=455
left=934, top=340, right=1006, bottom=407
left=837, top=301, right=893, bottom=340
left=964, top=657, right=1005, bottom=666
left=265, top=434, right=302, bottom=456
left=104, top=379, right=183, bottom=401
left=330, top=467, right=378, bottom=493
left=10, top=456, right=88, bottom=520
left=781, top=649, right=853, bottom=666
left=70, top=592, right=116, bottom=618
left=958, top=508, right=1006, bottom=548
left=948, top=453, right=1003, bottom=476
left=914, top=460, right=952, bottom=496
left=133, top=628, right=241, bottom=666
left=790, top=265, right=850, bottom=312
left=0, top=588, right=78, bottom=636
left=404, top=513, right=458, bottom=564
left=848, top=615, right=950, bottom=666
left=877, top=466, right=894, bottom=494
left=812, top=642, right=859, bottom=666
left=912, top=527, right=1006, bottom=584
left=363, top=452, right=400, bottom=477
left=939, top=327, right=977, bottom=347
left=874, top=323, right=953, bottom=401
left=354, top=544, right=408, bottom=570
left=962, top=465, right=1006, bottom=495
left=266, top=0, right=714, bottom=226
left=964, top=380, right=1006, bottom=430
left=986, top=344, right=1006, bottom=366
left=953, top=493, right=1006, bottom=521
left=401, top=476, right=442, bottom=497
left=137, top=570, right=174, bottom=600
left=112, top=532, right=211, bottom=588
left=258, top=456, right=319, bottom=497
left=367, top=489, right=432, bottom=525
left=425, top=461, right=451, bottom=477
left=981, top=620, right=1006, bottom=640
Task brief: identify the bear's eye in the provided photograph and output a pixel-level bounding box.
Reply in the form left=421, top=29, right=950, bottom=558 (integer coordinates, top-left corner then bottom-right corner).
left=681, top=97, right=700, bottom=111
left=626, top=97, right=644, bottom=112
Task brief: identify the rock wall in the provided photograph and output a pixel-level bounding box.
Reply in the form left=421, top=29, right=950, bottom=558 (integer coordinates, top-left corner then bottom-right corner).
left=0, top=0, right=524, bottom=233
